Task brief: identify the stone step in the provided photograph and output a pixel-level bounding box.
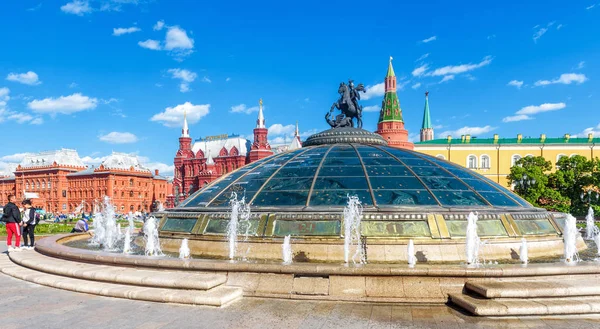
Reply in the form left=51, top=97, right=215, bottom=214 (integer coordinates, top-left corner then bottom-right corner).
left=449, top=293, right=600, bottom=316
left=0, top=255, right=242, bottom=307
left=466, top=279, right=600, bottom=298
left=9, top=250, right=227, bottom=291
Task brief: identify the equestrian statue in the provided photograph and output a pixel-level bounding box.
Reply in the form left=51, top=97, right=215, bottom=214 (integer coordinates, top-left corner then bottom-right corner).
left=326, top=79, right=366, bottom=129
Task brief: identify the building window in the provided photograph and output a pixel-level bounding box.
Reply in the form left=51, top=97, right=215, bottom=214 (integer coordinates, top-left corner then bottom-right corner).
left=36, top=182, right=40, bottom=189
left=480, top=155, right=490, bottom=169
left=42, top=181, right=45, bottom=189
left=130, top=179, right=134, bottom=186
left=26, top=182, right=29, bottom=190
left=48, top=181, right=51, bottom=189
left=511, top=155, right=522, bottom=166
left=435, top=154, right=446, bottom=160
left=62, top=190, right=67, bottom=197
left=62, top=204, right=67, bottom=210
left=467, top=155, right=477, bottom=169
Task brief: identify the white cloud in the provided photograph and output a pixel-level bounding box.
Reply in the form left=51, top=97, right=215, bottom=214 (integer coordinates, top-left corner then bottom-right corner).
left=68, top=82, right=78, bottom=88
left=1, top=153, right=33, bottom=162
left=502, top=102, right=566, bottom=123
left=534, top=73, right=588, bottom=86
left=27, top=3, right=42, bottom=11
left=99, top=131, right=139, bottom=144
left=575, top=123, right=600, bottom=138
left=415, top=53, right=429, bottom=62
left=362, top=105, right=380, bottom=112
left=426, top=56, right=492, bottom=77
left=150, top=102, right=210, bottom=128
left=438, top=125, right=496, bottom=138
left=139, top=25, right=194, bottom=59
left=138, top=39, right=161, bottom=50
left=439, top=75, right=455, bottom=83
left=533, top=22, right=556, bottom=42
left=586, top=4, right=596, bottom=10
left=507, top=80, right=524, bottom=88
left=6, top=71, right=41, bottom=85
left=411, top=82, right=421, bottom=89
left=0, top=88, right=44, bottom=125
left=516, top=102, right=566, bottom=115
left=362, top=82, right=385, bottom=100
left=225, top=77, right=231, bottom=82
left=30, top=118, right=43, bottom=125
left=28, top=93, right=98, bottom=114
left=230, top=104, right=259, bottom=114
left=168, top=68, right=197, bottom=93
left=412, top=64, right=428, bottom=77
left=577, top=61, right=585, bottom=69
left=268, top=123, right=295, bottom=136
left=165, top=26, right=194, bottom=51
left=556, top=24, right=563, bottom=30
left=202, top=76, right=211, bottom=83
left=61, top=0, right=92, bottom=16
left=502, top=114, right=532, bottom=123
left=8, top=113, right=33, bottom=124
left=422, top=36, right=437, bottom=43
left=153, top=20, right=165, bottom=31
left=113, top=27, right=141, bottom=36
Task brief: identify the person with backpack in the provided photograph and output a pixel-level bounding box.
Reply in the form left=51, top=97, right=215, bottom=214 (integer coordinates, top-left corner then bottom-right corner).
left=21, top=199, right=39, bottom=249
left=2, top=194, right=22, bottom=252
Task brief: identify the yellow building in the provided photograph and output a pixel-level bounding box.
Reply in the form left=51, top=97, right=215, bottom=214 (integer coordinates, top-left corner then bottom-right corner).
left=414, top=133, right=599, bottom=188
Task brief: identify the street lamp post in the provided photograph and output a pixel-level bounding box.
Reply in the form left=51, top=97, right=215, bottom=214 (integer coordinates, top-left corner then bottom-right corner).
left=580, top=189, right=599, bottom=205
left=516, top=174, right=536, bottom=194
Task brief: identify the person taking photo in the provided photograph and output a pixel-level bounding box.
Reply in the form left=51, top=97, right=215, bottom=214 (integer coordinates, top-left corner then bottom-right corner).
left=2, top=194, right=22, bottom=252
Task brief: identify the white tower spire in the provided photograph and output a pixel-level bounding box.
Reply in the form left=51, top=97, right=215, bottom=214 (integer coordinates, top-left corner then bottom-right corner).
left=182, top=109, right=189, bottom=137
left=256, top=98, right=265, bottom=128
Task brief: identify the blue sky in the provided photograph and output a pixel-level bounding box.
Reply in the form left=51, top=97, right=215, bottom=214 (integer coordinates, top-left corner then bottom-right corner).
left=1, top=0, right=599, bottom=177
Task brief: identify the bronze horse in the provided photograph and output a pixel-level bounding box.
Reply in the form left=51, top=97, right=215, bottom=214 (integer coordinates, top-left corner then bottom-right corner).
left=329, top=82, right=365, bottom=129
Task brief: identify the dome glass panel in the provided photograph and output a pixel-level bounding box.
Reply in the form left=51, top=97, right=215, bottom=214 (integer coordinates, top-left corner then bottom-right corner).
left=180, top=144, right=533, bottom=210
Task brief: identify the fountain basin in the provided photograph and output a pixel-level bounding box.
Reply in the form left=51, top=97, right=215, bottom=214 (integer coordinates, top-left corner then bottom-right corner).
left=34, top=234, right=600, bottom=305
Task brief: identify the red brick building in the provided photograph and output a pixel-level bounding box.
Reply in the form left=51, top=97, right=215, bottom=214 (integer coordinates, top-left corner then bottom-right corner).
left=0, top=150, right=171, bottom=214
left=171, top=99, right=273, bottom=205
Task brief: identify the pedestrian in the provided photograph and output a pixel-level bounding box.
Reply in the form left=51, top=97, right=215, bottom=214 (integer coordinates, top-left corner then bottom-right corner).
left=71, top=217, right=89, bottom=233
left=2, top=194, right=22, bottom=251
left=21, top=199, right=39, bottom=249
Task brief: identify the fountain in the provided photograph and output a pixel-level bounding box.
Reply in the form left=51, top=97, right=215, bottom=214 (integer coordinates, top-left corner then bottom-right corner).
left=127, top=212, right=135, bottom=235
left=563, top=214, right=580, bottom=263
left=586, top=207, right=597, bottom=240
left=122, top=230, right=131, bottom=254
left=117, top=223, right=122, bottom=238
left=595, top=233, right=600, bottom=256
left=465, top=212, right=480, bottom=265
left=90, top=196, right=120, bottom=250
left=226, top=192, right=251, bottom=260
left=143, top=216, right=163, bottom=256
left=157, top=202, right=165, bottom=212
left=520, top=238, right=528, bottom=264
left=179, top=238, right=190, bottom=259
left=282, top=235, right=292, bottom=264
left=343, top=195, right=364, bottom=264
left=407, top=239, right=416, bottom=267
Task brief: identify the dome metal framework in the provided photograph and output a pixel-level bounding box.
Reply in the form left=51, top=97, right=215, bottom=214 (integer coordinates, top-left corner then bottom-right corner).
left=180, top=144, right=532, bottom=211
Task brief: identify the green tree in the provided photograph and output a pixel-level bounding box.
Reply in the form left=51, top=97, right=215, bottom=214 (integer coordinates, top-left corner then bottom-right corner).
left=507, top=156, right=570, bottom=212
left=549, top=155, right=598, bottom=215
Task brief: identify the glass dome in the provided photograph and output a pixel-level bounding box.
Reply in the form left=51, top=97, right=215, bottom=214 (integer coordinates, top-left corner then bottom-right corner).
left=180, top=144, right=532, bottom=210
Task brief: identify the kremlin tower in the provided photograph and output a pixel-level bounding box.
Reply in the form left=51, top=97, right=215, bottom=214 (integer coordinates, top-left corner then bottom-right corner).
left=420, top=91, right=434, bottom=142
left=375, top=57, right=414, bottom=150
left=249, top=99, right=273, bottom=162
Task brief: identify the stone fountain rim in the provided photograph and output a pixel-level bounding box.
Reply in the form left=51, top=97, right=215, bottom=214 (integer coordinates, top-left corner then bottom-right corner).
left=35, top=234, right=600, bottom=278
